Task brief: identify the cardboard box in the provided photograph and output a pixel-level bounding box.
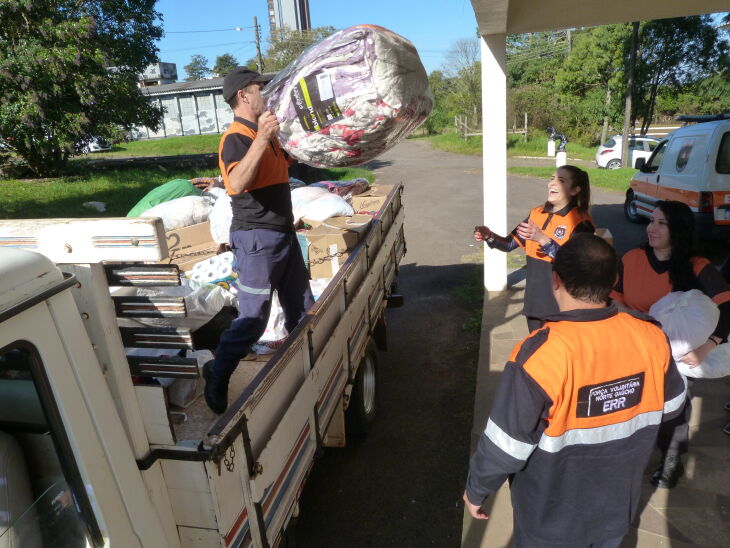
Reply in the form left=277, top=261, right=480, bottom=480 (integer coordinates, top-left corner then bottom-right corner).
left=595, top=227, right=614, bottom=247
left=159, top=221, right=219, bottom=272
left=351, top=185, right=394, bottom=215
left=305, top=215, right=371, bottom=279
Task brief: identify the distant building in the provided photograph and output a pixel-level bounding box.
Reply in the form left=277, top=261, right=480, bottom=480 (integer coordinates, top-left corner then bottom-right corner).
left=138, top=62, right=178, bottom=87
left=132, top=78, right=229, bottom=139
left=267, top=0, right=310, bottom=32
left=133, top=73, right=274, bottom=139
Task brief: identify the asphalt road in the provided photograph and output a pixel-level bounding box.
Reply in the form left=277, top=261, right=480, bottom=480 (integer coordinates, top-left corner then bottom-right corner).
left=292, top=140, right=727, bottom=547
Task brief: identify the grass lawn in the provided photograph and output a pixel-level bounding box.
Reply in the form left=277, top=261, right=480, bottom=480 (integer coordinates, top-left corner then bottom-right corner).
left=421, top=132, right=596, bottom=161
left=0, top=166, right=374, bottom=219
left=507, top=166, right=635, bottom=192
left=79, top=134, right=221, bottom=158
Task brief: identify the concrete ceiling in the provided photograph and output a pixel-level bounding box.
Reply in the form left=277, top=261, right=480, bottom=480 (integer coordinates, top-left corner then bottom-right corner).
left=471, top=0, right=729, bottom=35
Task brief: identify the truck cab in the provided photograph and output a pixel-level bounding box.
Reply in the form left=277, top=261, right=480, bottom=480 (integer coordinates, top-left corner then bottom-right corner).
left=624, top=114, right=730, bottom=237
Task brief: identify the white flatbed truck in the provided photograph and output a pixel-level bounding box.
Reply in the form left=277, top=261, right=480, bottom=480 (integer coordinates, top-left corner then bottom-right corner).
left=0, top=184, right=405, bottom=547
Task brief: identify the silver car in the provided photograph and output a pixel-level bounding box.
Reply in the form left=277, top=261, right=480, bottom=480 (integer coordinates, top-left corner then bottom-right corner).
left=595, top=135, right=661, bottom=169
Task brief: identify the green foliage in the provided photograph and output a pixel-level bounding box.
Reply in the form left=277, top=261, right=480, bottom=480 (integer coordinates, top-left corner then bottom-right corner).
left=263, top=26, right=337, bottom=72
left=633, top=16, right=728, bottom=131
left=505, top=17, right=729, bottom=146
left=424, top=71, right=454, bottom=134
left=443, top=38, right=481, bottom=122
left=508, top=32, right=569, bottom=87
left=184, top=54, right=211, bottom=81
left=0, top=0, right=164, bottom=176
left=212, top=53, right=239, bottom=78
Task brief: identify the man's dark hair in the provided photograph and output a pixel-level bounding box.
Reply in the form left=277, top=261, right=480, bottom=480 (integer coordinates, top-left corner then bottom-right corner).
left=553, top=233, right=617, bottom=304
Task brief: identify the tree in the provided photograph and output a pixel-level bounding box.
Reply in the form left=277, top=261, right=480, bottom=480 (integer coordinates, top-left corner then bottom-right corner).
left=184, top=54, right=211, bottom=81
left=424, top=71, right=454, bottom=134
left=263, top=26, right=336, bottom=72
left=0, top=0, right=163, bottom=176
left=442, top=38, right=482, bottom=124
left=212, top=53, right=238, bottom=78
left=555, top=24, right=629, bottom=143
left=634, top=16, right=728, bottom=131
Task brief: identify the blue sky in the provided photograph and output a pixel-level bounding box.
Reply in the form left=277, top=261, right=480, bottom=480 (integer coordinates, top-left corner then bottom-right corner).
left=154, top=0, right=479, bottom=79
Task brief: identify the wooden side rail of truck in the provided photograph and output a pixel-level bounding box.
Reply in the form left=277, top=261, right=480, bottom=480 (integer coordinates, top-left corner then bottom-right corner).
left=0, top=183, right=405, bottom=547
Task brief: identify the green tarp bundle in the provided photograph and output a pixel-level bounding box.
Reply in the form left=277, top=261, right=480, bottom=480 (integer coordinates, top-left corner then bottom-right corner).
left=127, top=179, right=202, bottom=217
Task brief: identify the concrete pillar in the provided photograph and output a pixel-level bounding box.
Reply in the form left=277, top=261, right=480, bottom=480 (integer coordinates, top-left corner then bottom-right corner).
left=481, top=33, right=507, bottom=291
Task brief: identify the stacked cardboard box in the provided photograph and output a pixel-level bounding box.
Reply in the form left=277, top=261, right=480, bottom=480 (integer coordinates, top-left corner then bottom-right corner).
left=351, top=185, right=393, bottom=216
left=304, top=215, right=372, bottom=279
left=159, top=221, right=219, bottom=272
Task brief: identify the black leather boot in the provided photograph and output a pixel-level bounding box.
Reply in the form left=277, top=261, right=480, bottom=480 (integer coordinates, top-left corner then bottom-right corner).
left=650, top=454, right=684, bottom=489
left=203, top=361, right=229, bottom=414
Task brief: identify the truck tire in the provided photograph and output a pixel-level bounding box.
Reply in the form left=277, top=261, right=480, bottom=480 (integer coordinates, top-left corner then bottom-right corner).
left=624, top=190, right=643, bottom=223
left=606, top=158, right=622, bottom=170
left=347, top=343, right=378, bottom=436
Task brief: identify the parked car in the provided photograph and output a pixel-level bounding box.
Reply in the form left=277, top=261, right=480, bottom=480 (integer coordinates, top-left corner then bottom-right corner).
left=624, top=114, right=730, bottom=237
left=595, top=135, right=661, bottom=169
left=79, top=136, right=111, bottom=153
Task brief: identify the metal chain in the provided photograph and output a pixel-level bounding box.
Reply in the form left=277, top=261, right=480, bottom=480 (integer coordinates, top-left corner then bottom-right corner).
left=307, top=248, right=353, bottom=267
left=223, top=444, right=235, bottom=472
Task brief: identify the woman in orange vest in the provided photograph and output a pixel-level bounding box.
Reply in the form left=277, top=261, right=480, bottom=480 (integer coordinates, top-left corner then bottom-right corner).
left=612, top=200, right=730, bottom=489
left=474, top=165, right=594, bottom=332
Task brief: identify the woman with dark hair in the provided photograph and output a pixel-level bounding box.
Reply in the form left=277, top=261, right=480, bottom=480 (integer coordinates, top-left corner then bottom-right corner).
left=474, top=165, right=594, bottom=332
left=612, top=200, right=730, bottom=488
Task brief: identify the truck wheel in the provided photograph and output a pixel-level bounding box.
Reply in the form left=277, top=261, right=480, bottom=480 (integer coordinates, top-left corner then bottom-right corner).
left=624, top=190, right=643, bottom=223
left=606, top=159, right=622, bottom=170
left=347, top=343, right=378, bottom=435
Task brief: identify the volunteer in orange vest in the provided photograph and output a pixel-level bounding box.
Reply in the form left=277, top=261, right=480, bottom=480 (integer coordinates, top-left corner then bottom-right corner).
left=474, top=165, right=594, bottom=332
left=464, top=234, right=686, bottom=548
left=612, top=200, right=730, bottom=488
left=203, top=67, right=314, bottom=414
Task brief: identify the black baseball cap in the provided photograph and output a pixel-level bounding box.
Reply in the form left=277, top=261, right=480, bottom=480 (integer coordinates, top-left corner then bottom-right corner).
left=222, top=67, right=270, bottom=101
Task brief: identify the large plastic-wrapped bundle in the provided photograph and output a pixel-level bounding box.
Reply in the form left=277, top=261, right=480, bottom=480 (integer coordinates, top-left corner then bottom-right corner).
left=263, top=24, right=433, bottom=167
left=648, top=290, right=730, bottom=378
left=648, top=290, right=719, bottom=361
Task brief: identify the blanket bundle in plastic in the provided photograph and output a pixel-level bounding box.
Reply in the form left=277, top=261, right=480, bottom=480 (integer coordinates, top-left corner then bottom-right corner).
left=263, top=24, right=433, bottom=167
left=649, top=290, right=730, bottom=378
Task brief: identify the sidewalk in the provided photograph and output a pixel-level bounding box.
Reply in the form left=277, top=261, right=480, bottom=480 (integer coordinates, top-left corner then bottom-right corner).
left=461, top=276, right=730, bottom=547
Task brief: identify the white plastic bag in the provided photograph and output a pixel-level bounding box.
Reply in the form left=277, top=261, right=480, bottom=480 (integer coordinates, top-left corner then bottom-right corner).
left=681, top=343, right=730, bottom=378
left=649, top=290, right=719, bottom=361
left=141, top=195, right=214, bottom=231
left=208, top=191, right=233, bottom=244
left=291, top=186, right=353, bottom=223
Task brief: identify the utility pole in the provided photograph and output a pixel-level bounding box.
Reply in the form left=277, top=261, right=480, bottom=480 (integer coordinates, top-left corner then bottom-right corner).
left=621, top=22, right=639, bottom=168
left=254, top=16, right=264, bottom=73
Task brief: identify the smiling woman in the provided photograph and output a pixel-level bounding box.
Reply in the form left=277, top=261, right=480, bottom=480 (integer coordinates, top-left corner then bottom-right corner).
left=474, top=164, right=595, bottom=331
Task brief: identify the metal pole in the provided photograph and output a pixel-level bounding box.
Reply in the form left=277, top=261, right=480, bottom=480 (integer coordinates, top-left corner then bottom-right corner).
left=254, top=16, right=264, bottom=72
left=524, top=112, right=527, bottom=143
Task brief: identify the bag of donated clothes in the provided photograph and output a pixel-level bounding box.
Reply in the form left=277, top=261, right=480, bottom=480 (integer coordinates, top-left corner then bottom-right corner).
left=262, top=24, right=433, bottom=167
left=649, top=290, right=730, bottom=378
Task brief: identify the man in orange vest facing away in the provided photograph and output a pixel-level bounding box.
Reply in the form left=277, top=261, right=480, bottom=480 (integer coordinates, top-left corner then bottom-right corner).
left=203, top=68, right=314, bottom=414
left=464, top=234, right=687, bottom=547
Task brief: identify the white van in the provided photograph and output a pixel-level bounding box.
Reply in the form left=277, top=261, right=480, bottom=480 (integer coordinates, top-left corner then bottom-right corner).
left=624, top=114, right=730, bottom=237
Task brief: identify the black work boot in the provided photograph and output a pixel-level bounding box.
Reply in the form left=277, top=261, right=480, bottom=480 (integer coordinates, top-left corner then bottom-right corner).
left=650, top=454, right=684, bottom=489
left=203, top=360, right=229, bottom=414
